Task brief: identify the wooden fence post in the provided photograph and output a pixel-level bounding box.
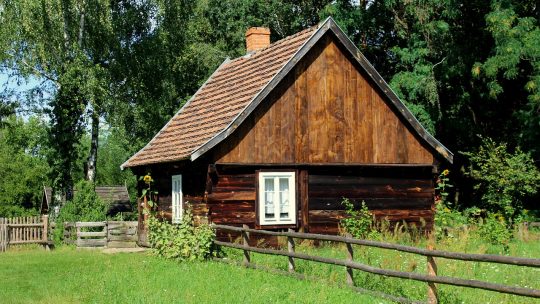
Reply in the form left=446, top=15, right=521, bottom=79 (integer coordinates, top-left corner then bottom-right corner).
left=345, top=233, right=354, bottom=286
left=0, top=218, right=5, bottom=252
left=242, top=224, right=250, bottom=266
left=42, top=215, right=49, bottom=250
left=287, top=228, right=295, bottom=273
left=76, top=223, right=81, bottom=248
left=427, top=244, right=438, bottom=304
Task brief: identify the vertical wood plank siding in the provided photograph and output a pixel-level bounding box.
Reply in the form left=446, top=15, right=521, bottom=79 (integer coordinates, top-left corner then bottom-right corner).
left=214, top=34, right=434, bottom=165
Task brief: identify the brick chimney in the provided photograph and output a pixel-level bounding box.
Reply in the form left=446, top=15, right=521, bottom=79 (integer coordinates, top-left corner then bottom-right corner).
left=245, top=27, right=271, bottom=53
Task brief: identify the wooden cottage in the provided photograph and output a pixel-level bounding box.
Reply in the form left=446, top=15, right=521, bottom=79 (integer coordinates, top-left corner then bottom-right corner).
left=121, top=18, right=453, bottom=245
left=41, top=186, right=133, bottom=216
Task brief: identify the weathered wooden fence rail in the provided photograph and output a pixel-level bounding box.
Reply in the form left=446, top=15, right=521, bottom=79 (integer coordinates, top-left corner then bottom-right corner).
left=212, top=224, right=540, bottom=304
left=0, top=216, right=50, bottom=252
left=64, top=221, right=138, bottom=248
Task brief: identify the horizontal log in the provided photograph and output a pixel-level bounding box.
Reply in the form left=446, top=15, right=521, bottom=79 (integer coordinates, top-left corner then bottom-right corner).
left=107, top=241, right=137, bottom=248
left=211, top=225, right=540, bottom=267
left=9, top=240, right=47, bottom=245
left=208, top=202, right=255, bottom=212
left=108, top=228, right=137, bottom=235
left=309, top=189, right=433, bottom=199
left=215, top=240, right=540, bottom=298
left=309, top=198, right=433, bottom=211
left=308, top=175, right=433, bottom=186
left=212, top=186, right=256, bottom=193
left=77, top=239, right=106, bottom=247
left=108, top=235, right=138, bottom=241
left=7, top=224, right=43, bottom=228
left=78, top=231, right=107, bottom=237
left=107, top=221, right=138, bottom=226
left=207, top=191, right=256, bottom=201
left=76, top=222, right=106, bottom=227
left=308, top=209, right=433, bottom=224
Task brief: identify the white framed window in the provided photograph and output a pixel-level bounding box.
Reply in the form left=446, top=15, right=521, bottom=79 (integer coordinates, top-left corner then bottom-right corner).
left=171, top=175, right=183, bottom=223
left=258, top=172, right=296, bottom=225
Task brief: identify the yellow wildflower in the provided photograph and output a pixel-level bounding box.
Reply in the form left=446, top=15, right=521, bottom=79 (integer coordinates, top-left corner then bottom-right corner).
left=442, top=169, right=449, bottom=176
left=143, top=174, right=152, bottom=184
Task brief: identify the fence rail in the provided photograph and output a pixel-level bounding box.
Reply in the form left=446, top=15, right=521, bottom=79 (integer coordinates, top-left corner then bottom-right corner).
left=0, top=216, right=50, bottom=252
left=212, top=224, right=540, bottom=304
left=64, top=221, right=138, bottom=248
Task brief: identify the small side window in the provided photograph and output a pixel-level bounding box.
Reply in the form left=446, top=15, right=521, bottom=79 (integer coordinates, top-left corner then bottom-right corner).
left=171, top=175, right=182, bottom=223
left=258, top=172, right=296, bottom=225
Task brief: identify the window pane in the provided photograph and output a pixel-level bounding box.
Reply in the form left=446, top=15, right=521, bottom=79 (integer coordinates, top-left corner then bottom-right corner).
left=264, top=178, right=274, bottom=219
left=279, top=178, right=289, bottom=219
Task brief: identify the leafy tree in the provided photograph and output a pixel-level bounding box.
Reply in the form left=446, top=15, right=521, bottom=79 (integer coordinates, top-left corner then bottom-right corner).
left=463, top=137, right=540, bottom=222
left=0, top=115, right=49, bottom=216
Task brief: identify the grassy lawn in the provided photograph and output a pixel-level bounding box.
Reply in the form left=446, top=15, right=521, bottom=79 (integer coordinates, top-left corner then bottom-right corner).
left=0, top=246, right=386, bottom=304
left=222, top=229, right=540, bottom=304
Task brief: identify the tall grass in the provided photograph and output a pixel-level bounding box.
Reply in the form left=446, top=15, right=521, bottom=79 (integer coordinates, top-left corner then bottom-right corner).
left=222, top=226, right=540, bottom=304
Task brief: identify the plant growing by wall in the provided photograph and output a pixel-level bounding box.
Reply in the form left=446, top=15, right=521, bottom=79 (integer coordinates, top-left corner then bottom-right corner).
left=147, top=208, right=216, bottom=261
left=139, top=173, right=158, bottom=212
left=340, top=198, right=378, bottom=239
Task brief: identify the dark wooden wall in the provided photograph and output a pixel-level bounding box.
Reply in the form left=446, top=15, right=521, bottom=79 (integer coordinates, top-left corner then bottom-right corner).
left=206, top=165, right=435, bottom=238
left=213, top=34, right=434, bottom=165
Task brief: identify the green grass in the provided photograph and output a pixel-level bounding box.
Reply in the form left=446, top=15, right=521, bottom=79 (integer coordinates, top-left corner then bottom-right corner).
left=222, top=229, right=540, bottom=304
left=0, top=246, right=386, bottom=304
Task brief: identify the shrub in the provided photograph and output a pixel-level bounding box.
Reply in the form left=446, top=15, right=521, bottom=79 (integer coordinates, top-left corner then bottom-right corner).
left=53, top=180, right=107, bottom=243
left=476, top=212, right=512, bottom=251
left=434, top=202, right=468, bottom=240
left=463, top=137, right=540, bottom=223
left=340, top=198, right=378, bottom=239
left=147, top=208, right=215, bottom=261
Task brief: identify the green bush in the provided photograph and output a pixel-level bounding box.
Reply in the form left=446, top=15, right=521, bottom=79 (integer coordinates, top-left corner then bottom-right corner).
left=463, top=137, right=540, bottom=222
left=147, top=208, right=215, bottom=261
left=476, top=212, right=512, bottom=251
left=339, top=198, right=378, bottom=239
left=434, top=202, right=468, bottom=239
left=53, top=180, right=107, bottom=243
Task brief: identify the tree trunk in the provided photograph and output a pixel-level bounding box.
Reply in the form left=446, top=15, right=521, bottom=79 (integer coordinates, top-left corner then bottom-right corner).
left=86, top=108, right=99, bottom=182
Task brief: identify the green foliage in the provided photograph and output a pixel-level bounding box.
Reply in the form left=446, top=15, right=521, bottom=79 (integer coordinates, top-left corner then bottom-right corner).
left=476, top=212, right=512, bottom=250
left=0, top=115, right=49, bottom=216
left=54, top=180, right=107, bottom=243
left=463, top=137, right=540, bottom=222
left=147, top=209, right=216, bottom=261
left=435, top=169, right=453, bottom=203
left=434, top=202, right=468, bottom=240
left=474, top=2, right=540, bottom=154
left=340, top=198, right=377, bottom=239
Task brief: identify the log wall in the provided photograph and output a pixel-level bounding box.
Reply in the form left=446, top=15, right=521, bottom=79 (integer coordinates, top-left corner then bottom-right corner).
left=206, top=165, right=435, bottom=238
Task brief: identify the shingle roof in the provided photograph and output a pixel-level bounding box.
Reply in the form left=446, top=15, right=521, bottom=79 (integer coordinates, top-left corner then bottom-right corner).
left=122, top=17, right=453, bottom=169
left=121, top=25, right=319, bottom=168
left=41, top=186, right=132, bottom=214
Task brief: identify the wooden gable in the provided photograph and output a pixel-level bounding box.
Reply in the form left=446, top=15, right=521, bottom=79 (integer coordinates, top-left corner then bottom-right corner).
left=213, top=34, right=434, bottom=165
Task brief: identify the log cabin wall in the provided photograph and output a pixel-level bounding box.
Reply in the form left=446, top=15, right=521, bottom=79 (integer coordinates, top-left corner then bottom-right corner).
left=207, top=165, right=435, bottom=240
left=213, top=33, right=435, bottom=165
left=134, top=160, right=209, bottom=224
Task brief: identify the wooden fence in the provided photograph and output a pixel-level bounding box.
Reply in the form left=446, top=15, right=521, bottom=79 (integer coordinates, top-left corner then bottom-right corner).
left=0, top=215, right=50, bottom=252
left=212, top=224, right=540, bottom=304
left=63, top=221, right=138, bottom=248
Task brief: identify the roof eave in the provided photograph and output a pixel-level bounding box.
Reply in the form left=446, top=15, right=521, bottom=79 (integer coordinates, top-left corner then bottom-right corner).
left=120, top=57, right=232, bottom=170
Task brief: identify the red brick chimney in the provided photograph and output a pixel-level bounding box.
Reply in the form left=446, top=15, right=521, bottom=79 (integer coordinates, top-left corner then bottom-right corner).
left=245, top=27, right=271, bottom=53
